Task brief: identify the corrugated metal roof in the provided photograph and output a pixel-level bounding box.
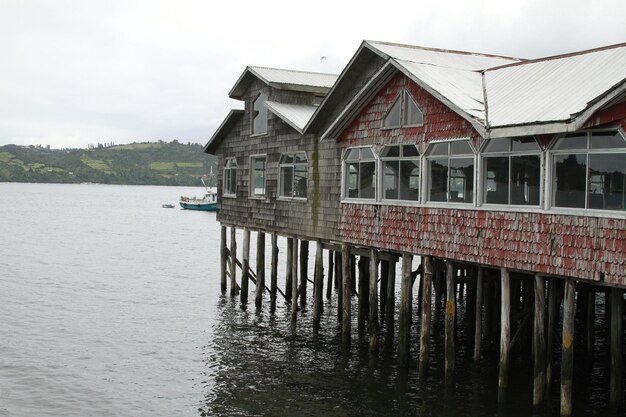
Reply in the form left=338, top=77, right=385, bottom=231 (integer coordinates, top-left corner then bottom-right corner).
left=366, top=41, right=521, bottom=70
left=229, top=66, right=338, bottom=99
left=265, top=101, right=317, bottom=133
left=485, top=44, right=626, bottom=128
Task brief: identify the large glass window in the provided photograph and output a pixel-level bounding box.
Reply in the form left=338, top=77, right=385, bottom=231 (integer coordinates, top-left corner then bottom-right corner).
left=223, top=158, right=237, bottom=196
left=250, top=156, right=266, bottom=197
left=426, top=140, right=474, bottom=203
left=252, top=93, right=268, bottom=135
left=552, top=130, right=626, bottom=210
left=482, top=137, right=541, bottom=206
left=344, top=147, right=376, bottom=199
left=380, top=145, right=420, bottom=201
left=382, top=90, right=424, bottom=129
left=279, top=152, right=308, bottom=199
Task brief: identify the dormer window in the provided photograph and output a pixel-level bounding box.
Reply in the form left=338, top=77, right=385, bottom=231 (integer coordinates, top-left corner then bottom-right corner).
left=382, top=90, right=423, bottom=129
left=252, top=93, right=268, bottom=135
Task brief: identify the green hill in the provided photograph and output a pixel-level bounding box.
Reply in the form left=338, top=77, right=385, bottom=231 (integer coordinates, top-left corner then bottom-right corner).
left=0, top=141, right=217, bottom=186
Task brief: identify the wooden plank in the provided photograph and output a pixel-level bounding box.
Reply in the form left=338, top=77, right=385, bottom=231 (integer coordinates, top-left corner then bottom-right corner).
left=398, top=253, right=412, bottom=364
left=498, top=268, right=511, bottom=404
left=270, top=232, right=278, bottom=312
left=326, top=249, right=334, bottom=300
left=313, top=240, right=324, bottom=327
left=560, top=278, right=575, bottom=417
left=241, top=229, right=250, bottom=304
left=300, top=240, right=309, bottom=307
left=533, top=274, right=546, bottom=409
left=220, top=226, right=227, bottom=293
left=286, top=237, right=293, bottom=300
left=369, top=248, right=379, bottom=351
left=419, top=256, right=433, bottom=380
left=230, top=227, right=237, bottom=297
left=291, top=237, right=299, bottom=318
left=255, top=231, right=265, bottom=309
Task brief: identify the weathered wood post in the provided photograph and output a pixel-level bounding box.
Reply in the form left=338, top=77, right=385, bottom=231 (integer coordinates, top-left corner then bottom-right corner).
left=230, top=227, right=237, bottom=297
left=369, top=248, right=379, bottom=351
left=358, top=256, right=369, bottom=333
left=546, top=278, right=559, bottom=395
left=433, top=267, right=443, bottom=337
left=241, top=229, right=250, bottom=304
left=498, top=267, right=511, bottom=404
left=291, top=238, right=299, bottom=319
left=380, top=259, right=388, bottom=317
left=270, top=232, right=278, bottom=312
left=341, top=243, right=351, bottom=344
left=533, top=274, right=546, bottom=409
left=300, top=240, right=309, bottom=307
left=398, top=253, right=412, bottom=364
left=419, top=256, right=433, bottom=380
left=386, top=255, right=396, bottom=342
left=326, top=250, right=334, bottom=300
left=313, top=240, right=324, bottom=327
left=445, top=260, right=456, bottom=384
left=255, top=231, right=265, bottom=309
left=336, top=251, right=343, bottom=321
left=474, top=266, right=483, bottom=363
left=560, top=278, right=575, bottom=417
left=286, top=237, right=293, bottom=299
left=584, top=287, right=595, bottom=356
left=220, top=225, right=227, bottom=293
left=609, top=287, right=623, bottom=412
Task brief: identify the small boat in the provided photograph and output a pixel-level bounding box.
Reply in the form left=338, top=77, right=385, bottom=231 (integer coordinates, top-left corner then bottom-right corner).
left=162, top=203, right=175, bottom=208
left=179, top=175, right=218, bottom=211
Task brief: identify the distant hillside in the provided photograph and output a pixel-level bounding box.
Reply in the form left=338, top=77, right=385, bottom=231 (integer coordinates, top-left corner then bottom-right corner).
left=0, top=141, right=217, bottom=186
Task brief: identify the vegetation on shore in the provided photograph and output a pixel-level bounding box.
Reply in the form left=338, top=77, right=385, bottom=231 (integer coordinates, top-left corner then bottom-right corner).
left=0, top=141, right=217, bottom=186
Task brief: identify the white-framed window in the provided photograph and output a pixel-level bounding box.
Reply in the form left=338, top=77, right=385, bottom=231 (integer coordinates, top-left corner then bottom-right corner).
left=343, top=147, right=376, bottom=200
left=252, top=93, right=268, bottom=135
left=380, top=144, right=420, bottom=201
left=426, top=139, right=475, bottom=203
left=550, top=130, right=626, bottom=211
left=482, top=137, right=541, bottom=206
left=279, top=152, right=308, bottom=199
left=382, top=89, right=424, bottom=129
left=223, top=158, right=237, bottom=197
left=249, top=155, right=266, bottom=198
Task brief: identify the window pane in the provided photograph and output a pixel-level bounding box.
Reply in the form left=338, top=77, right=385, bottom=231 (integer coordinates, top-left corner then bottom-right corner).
left=280, top=166, right=294, bottom=197
left=253, top=93, right=268, bottom=135
left=429, top=158, right=448, bottom=201
left=429, top=142, right=448, bottom=156
left=554, top=134, right=587, bottom=150
left=384, top=160, right=399, bottom=199
left=511, top=155, right=541, bottom=205
left=281, top=154, right=294, bottom=164
left=346, top=162, right=359, bottom=198
left=588, top=153, right=626, bottom=210
left=590, top=131, right=626, bottom=149
left=484, top=157, right=509, bottom=204
left=399, top=160, right=420, bottom=201
left=451, top=141, right=473, bottom=155
left=402, top=145, right=419, bottom=157
left=383, top=96, right=402, bottom=128
left=359, top=161, right=376, bottom=198
left=404, top=93, right=423, bottom=126
left=449, top=157, right=474, bottom=203
left=484, top=139, right=510, bottom=153
left=345, top=148, right=360, bottom=161
left=361, top=147, right=375, bottom=159
left=553, top=154, right=586, bottom=208
left=294, top=152, right=307, bottom=163
left=294, top=165, right=308, bottom=198
left=512, top=136, right=540, bottom=152
left=381, top=145, right=400, bottom=158
left=252, top=158, right=265, bottom=196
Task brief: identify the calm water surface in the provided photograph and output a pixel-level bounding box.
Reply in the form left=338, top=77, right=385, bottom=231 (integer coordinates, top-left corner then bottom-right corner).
left=0, top=183, right=617, bottom=416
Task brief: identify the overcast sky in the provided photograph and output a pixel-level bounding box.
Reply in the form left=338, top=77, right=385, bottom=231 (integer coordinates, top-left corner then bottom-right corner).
left=1, top=0, right=625, bottom=149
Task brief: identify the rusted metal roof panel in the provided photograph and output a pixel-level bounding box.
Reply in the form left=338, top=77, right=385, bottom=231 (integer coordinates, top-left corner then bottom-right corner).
left=265, top=101, right=317, bottom=133
left=229, top=66, right=338, bottom=99
left=485, top=44, right=626, bottom=128
left=366, top=40, right=521, bottom=70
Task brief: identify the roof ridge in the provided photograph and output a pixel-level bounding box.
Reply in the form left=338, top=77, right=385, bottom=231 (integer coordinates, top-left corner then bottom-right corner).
left=248, top=65, right=338, bottom=77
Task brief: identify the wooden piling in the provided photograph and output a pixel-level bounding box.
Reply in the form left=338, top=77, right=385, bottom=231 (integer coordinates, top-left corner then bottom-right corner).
left=533, top=275, right=546, bottom=409
left=445, top=260, right=456, bottom=384
left=270, top=232, right=278, bottom=312
left=546, top=278, right=558, bottom=395
left=560, top=278, right=575, bottom=417
left=336, top=251, right=343, bottom=321
left=341, top=243, right=351, bottom=343
left=291, top=237, right=299, bottom=318
left=358, top=256, right=369, bottom=333
left=286, top=237, right=293, bottom=299
left=398, top=253, right=412, bottom=364
left=498, top=268, right=511, bottom=404
left=433, top=267, right=443, bottom=337
left=300, top=240, right=309, bottom=307
left=474, top=266, right=483, bottom=363
left=241, top=229, right=250, bottom=304
left=419, top=256, right=433, bottom=380
left=369, top=248, right=379, bottom=351
left=313, top=240, right=324, bottom=327
left=326, top=250, right=334, bottom=300
left=380, top=260, right=388, bottom=318
left=255, top=231, right=265, bottom=309
left=609, top=287, right=623, bottom=412
left=585, top=288, right=595, bottom=356
left=230, top=227, right=237, bottom=297
left=220, top=226, right=227, bottom=293
left=386, top=256, right=396, bottom=342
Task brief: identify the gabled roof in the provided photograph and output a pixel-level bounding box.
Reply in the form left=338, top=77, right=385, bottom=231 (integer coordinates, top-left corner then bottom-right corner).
left=229, top=66, right=338, bottom=99
left=314, top=40, right=626, bottom=140
left=265, top=101, right=317, bottom=134
left=203, top=110, right=244, bottom=155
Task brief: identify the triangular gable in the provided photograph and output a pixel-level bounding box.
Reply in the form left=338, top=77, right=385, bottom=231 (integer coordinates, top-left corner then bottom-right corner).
left=204, top=110, right=244, bottom=155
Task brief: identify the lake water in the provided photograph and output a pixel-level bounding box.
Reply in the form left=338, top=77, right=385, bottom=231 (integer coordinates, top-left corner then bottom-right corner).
left=0, top=183, right=618, bottom=416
